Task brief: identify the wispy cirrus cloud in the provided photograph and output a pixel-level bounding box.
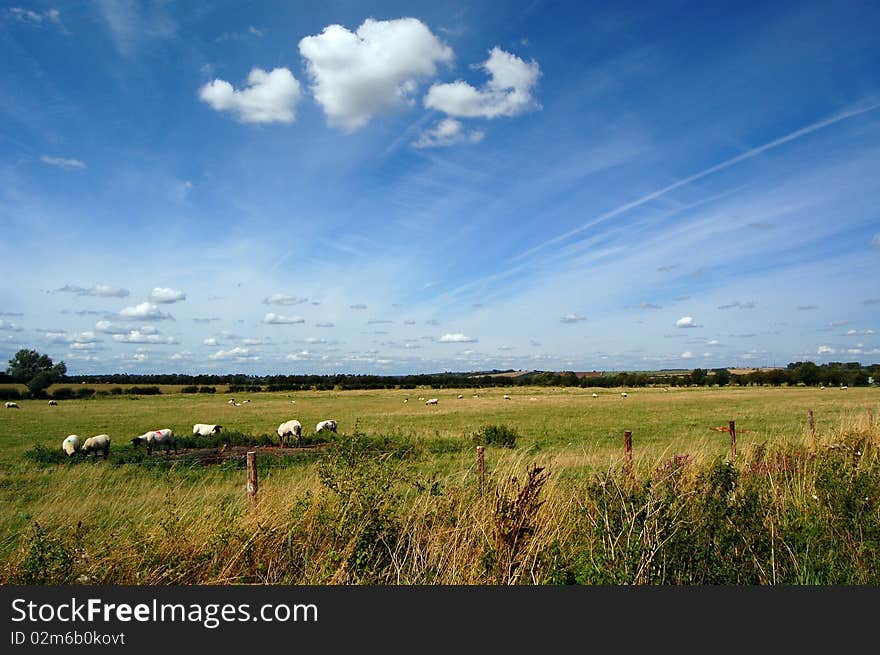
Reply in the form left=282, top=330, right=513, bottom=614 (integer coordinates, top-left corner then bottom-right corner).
left=263, top=313, right=304, bottom=325
left=439, top=333, right=477, bottom=343
left=560, top=313, right=586, bottom=323
left=263, top=293, right=308, bottom=306
left=40, top=155, right=86, bottom=169
left=413, top=118, right=484, bottom=148
left=55, top=284, right=129, bottom=298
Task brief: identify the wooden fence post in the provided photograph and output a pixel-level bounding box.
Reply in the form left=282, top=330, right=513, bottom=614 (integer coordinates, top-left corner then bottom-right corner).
left=728, top=420, right=736, bottom=459
left=808, top=410, right=815, bottom=439
left=476, top=446, right=485, bottom=496
left=246, top=451, right=258, bottom=511
left=624, top=430, right=633, bottom=478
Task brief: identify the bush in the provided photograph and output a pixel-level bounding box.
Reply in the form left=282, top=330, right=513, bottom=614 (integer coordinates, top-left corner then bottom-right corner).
left=198, top=386, right=216, bottom=394
left=473, top=424, right=519, bottom=448
left=181, top=385, right=198, bottom=394
left=0, top=388, right=22, bottom=401
left=126, top=386, right=161, bottom=395
left=50, top=387, right=74, bottom=400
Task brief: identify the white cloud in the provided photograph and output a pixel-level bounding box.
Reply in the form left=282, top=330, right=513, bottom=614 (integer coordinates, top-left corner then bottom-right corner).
left=299, top=17, right=453, bottom=131
left=286, top=350, right=314, bottom=361
left=119, top=302, right=173, bottom=321
left=707, top=340, right=720, bottom=345
left=413, top=118, right=484, bottom=148
left=263, top=313, right=305, bottom=325
left=203, top=337, right=218, bottom=346
left=675, top=316, right=701, bottom=328
left=0, top=320, right=23, bottom=331
left=560, top=313, right=586, bottom=323
left=263, top=293, right=308, bottom=306
left=681, top=351, right=693, bottom=359
left=170, top=351, right=192, bottom=361
left=209, top=347, right=255, bottom=360
left=199, top=68, right=302, bottom=124
left=46, top=330, right=99, bottom=344
left=439, top=333, right=477, bottom=343
left=8, top=7, right=60, bottom=24
left=40, top=155, right=86, bottom=170
left=149, top=287, right=186, bottom=303
left=817, top=345, right=835, bottom=355
left=113, top=330, right=177, bottom=344
left=315, top=322, right=335, bottom=328
left=871, top=233, right=880, bottom=248
left=56, top=283, right=129, bottom=298
left=95, top=320, right=129, bottom=334
left=424, top=47, right=541, bottom=119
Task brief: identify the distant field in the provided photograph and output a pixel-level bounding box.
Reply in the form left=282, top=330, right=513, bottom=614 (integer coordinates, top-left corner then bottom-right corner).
left=1, top=385, right=877, bottom=583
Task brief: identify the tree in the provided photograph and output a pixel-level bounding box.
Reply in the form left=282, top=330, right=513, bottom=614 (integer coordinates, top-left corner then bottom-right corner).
left=6, top=349, right=67, bottom=397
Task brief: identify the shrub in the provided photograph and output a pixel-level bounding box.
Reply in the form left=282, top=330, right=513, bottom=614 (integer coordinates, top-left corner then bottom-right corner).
left=473, top=424, right=518, bottom=449
left=181, top=385, right=198, bottom=394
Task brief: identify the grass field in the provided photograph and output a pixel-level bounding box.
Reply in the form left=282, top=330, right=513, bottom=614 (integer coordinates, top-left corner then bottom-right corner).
left=1, top=385, right=878, bottom=584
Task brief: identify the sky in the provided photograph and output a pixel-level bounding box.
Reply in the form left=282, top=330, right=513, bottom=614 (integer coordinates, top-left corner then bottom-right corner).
left=0, top=0, right=879, bottom=376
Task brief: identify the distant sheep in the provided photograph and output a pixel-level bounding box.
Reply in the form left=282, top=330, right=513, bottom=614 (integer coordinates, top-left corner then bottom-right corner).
left=131, top=428, right=176, bottom=456
left=62, top=434, right=81, bottom=456
left=227, top=399, right=236, bottom=405
left=315, top=419, right=337, bottom=434
left=5, top=401, right=19, bottom=409
left=193, top=423, right=222, bottom=437
left=620, top=392, right=628, bottom=397
left=592, top=393, right=599, bottom=398
left=403, top=398, right=408, bottom=403
left=503, top=395, right=511, bottom=400
left=457, top=394, right=464, bottom=399
left=425, top=398, right=439, bottom=405
left=81, top=434, right=111, bottom=459
left=48, top=400, right=58, bottom=406
left=277, top=420, right=302, bottom=448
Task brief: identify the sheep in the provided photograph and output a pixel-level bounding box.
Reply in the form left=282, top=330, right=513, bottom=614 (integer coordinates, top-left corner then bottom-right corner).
left=80, top=434, right=111, bottom=460
left=592, top=393, right=599, bottom=398
left=425, top=398, right=439, bottom=405
left=241, top=399, right=251, bottom=404
left=315, top=419, right=338, bottom=434
left=227, top=399, right=236, bottom=405
left=193, top=423, right=222, bottom=437
left=277, top=420, right=302, bottom=448
left=62, top=434, right=81, bottom=456
left=620, top=392, right=628, bottom=397
left=48, top=400, right=58, bottom=406
left=503, top=395, right=511, bottom=400
left=5, top=401, right=19, bottom=409
left=131, top=428, right=176, bottom=456
left=403, top=398, right=408, bottom=403
left=457, top=394, right=464, bottom=399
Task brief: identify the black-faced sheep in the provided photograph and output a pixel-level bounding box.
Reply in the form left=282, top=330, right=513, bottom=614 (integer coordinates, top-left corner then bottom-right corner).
left=5, top=401, right=19, bottom=409
left=81, top=434, right=111, bottom=459
left=193, top=423, right=222, bottom=437
left=315, top=419, right=337, bottom=434
left=277, top=420, right=302, bottom=448
left=131, top=428, right=177, bottom=456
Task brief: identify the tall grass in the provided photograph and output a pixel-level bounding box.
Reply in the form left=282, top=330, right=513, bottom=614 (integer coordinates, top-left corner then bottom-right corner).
left=3, top=414, right=878, bottom=585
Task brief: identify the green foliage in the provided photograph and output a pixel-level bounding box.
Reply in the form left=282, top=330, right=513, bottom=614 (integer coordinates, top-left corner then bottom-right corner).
left=13, top=522, right=84, bottom=584
left=474, top=424, right=518, bottom=448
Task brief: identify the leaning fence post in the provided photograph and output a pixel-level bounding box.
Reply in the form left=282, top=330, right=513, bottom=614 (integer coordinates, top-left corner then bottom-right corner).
left=728, top=420, right=736, bottom=459
left=624, top=430, right=633, bottom=478
left=246, top=451, right=258, bottom=511
left=476, top=446, right=485, bottom=495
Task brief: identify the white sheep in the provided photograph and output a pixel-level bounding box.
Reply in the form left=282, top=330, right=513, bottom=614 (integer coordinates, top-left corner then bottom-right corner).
left=48, top=400, right=58, bottom=406
left=277, top=419, right=302, bottom=448
left=403, top=398, right=408, bottom=403
left=620, top=392, right=628, bottom=397
left=81, top=434, right=111, bottom=459
left=5, top=401, right=19, bottom=409
left=315, top=419, right=337, bottom=434
left=193, top=423, right=222, bottom=437
left=592, top=393, right=599, bottom=398
left=131, top=428, right=176, bottom=456
left=425, top=398, right=439, bottom=405
left=503, top=395, right=511, bottom=400
left=62, top=434, right=81, bottom=456
left=227, top=399, right=236, bottom=405
left=457, top=394, right=464, bottom=399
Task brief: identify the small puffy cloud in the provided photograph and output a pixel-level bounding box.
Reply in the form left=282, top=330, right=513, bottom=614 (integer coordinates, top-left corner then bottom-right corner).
left=263, top=313, right=304, bottom=324
left=286, top=350, right=315, bottom=361
left=299, top=17, right=454, bottom=131
left=845, top=329, right=876, bottom=336
left=203, top=338, right=218, bottom=346
left=350, top=304, right=368, bottom=310
left=209, top=347, right=256, bottom=360
left=263, top=293, right=308, bottom=306
left=113, top=330, right=177, bottom=344
left=675, top=316, right=701, bottom=328
left=7, top=7, right=61, bottom=24
left=56, top=283, right=129, bottom=298
left=46, top=330, right=100, bottom=344
left=817, top=345, right=835, bottom=355
left=314, top=322, right=335, bottom=328
left=680, top=351, right=693, bottom=359
left=560, top=313, right=586, bottom=323
left=40, top=155, right=85, bottom=169
left=119, top=302, right=173, bottom=321
left=413, top=118, right=484, bottom=148
left=95, top=320, right=129, bottom=334
left=0, top=319, right=23, bottom=331
left=149, top=287, right=186, bottom=303
left=199, top=67, right=302, bottom=124
left=425, top=47, right=540, bottom=119
left=439, top=333, right=477, bottom=343
left=170, top=351, right=193, bottom=361
left=706, top=339, right=720, bottom=346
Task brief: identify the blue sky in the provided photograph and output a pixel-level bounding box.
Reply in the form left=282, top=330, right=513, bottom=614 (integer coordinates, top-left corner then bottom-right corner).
left=1, top=0, right=878, bottom=375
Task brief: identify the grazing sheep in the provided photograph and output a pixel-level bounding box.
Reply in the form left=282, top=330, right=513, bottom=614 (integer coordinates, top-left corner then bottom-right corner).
left=81, top=434, right=111, bottom=459
left=62, top=434, right=81, bottom=456
left=592, top=393, right=599, bottom=398
left=315, top=419, right=338, bottom=434
left=131, top=428, right=176, bottom=456
left=620, top=392, right=628, bottom=397
left=403, top=398, right=408, bottom=403
left=241, top=399, right=251, bottom=404
left=425, top=398, right=439, bottom=405
left=503, top=395, right=511, bottom=400
left=48, top=400, right=58, bottom=406
left=457, top=394, right=464, bottom=399
left=227, top=399, right=236, bottom=405
left=5, top=401, right=19, bottom=409
left=277, top=420, right=302, bottom=448
left=819, top=385, right=826, bottom=390
left=193, top=423, right=222, bottom=437
left=840, top=385, right=848, bottom=390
